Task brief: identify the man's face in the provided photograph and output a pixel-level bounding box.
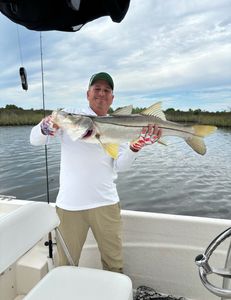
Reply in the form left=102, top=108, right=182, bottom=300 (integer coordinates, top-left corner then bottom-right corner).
left=87, top=80, right=114, bottom=116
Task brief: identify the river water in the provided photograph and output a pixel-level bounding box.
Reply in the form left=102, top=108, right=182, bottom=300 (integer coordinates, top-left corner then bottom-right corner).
left=0, top=126, right=230, bottom=219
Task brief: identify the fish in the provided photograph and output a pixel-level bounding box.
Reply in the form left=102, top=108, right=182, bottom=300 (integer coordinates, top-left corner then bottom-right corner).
left=52, top=102, right=217, bottom=158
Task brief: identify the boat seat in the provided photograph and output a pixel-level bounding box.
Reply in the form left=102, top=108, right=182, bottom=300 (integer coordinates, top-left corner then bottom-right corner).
left=0, top=202, right=133, bottom=300
left=24, top=266, right=132, bottom=300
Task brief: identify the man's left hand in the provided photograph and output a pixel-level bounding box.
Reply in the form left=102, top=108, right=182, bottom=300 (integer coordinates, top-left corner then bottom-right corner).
left=130, top=124, right=162, bottom=152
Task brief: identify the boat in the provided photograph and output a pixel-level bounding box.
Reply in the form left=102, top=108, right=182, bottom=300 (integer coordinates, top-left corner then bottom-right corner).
left=1, top=195, right=231, bottom=300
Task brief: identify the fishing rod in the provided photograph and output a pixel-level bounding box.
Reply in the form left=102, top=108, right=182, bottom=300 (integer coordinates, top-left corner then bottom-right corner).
left=16, top=26, right=52, bottom=257
left=39, top=32, right=53, bottom=259
left=39, top=33, right=76, bottom=265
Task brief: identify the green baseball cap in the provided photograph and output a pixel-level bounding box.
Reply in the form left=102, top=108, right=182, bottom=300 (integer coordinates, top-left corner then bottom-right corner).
left=89, top=72, right=114, bottom=90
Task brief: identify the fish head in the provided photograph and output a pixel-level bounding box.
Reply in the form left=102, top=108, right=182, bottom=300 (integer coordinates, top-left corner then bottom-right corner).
left=66, top=115, right=95, bottom=141
left=52, top=110, right=95, bottom=141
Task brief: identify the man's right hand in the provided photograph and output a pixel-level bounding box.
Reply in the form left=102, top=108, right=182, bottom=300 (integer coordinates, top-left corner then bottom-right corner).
left=40, top=115, right=59, bottom=136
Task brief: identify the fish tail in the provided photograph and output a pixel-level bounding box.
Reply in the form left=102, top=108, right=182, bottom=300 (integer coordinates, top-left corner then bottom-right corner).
left=185, top=125, right=217, bottom=155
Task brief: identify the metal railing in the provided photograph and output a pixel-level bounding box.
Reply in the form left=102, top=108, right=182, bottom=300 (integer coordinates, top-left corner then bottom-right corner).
left=195, top=227, right=231, bottom=299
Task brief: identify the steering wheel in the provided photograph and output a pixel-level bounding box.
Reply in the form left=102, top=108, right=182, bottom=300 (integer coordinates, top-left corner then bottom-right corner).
left=195, top=227, right=231, bottom=298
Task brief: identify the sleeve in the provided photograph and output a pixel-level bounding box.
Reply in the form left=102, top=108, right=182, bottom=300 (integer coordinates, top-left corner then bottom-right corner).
left=30, top=122, right=50, bottom=146
left=114, top=143, right=138, bottom=172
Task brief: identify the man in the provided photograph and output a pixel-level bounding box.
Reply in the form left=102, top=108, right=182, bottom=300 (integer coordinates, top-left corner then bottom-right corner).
left=30, top=72, right=162, bottom=273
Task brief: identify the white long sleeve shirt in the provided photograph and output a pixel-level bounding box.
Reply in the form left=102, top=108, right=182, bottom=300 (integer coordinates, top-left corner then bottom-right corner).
left=30, top=107, right=138, bottom=211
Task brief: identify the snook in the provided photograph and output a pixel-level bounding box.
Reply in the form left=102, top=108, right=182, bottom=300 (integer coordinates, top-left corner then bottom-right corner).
left=52, top=102, right=217, bottom=158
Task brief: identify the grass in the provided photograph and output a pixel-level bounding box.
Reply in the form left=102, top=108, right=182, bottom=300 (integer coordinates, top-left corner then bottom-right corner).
left=0, top=108, right=51, bottom=126
left=165, top=111, right=231, bottom=127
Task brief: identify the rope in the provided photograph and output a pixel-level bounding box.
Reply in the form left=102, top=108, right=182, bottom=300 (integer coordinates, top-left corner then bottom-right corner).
left=16, top=25, right=23, bottom=66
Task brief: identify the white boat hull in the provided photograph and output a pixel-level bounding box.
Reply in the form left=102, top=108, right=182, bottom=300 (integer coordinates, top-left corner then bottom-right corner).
left=1, top=198, right=231, bottom=300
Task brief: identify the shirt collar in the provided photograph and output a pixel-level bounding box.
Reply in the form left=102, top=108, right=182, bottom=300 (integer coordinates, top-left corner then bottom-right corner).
left=86, top=106, right=97, bottom=116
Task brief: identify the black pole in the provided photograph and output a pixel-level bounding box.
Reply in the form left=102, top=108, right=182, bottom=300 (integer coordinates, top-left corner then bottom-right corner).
left=39, top=32, right=53, bottom=259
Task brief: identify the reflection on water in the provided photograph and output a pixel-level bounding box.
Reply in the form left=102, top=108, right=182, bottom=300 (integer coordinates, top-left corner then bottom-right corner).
left=0, top=126, right=230, bottom=219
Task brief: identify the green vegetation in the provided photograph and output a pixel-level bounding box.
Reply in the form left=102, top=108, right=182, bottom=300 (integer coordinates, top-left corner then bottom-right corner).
left=164, top=108, right=231, bottom=127
left=0, top=105, right=51, bottom=126
left=0, top=105, right=231, bottom=127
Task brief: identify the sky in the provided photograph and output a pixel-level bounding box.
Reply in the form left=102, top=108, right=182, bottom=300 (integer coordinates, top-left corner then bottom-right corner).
left=0, top=0, right=231, bottom=112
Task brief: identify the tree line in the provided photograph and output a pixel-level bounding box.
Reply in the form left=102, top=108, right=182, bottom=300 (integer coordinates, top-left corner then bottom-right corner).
left=0, top=104, right=230, bottom=127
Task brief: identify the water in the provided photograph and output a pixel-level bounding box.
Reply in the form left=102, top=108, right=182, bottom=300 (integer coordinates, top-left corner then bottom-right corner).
left=0, top=126, right=230, bottom=219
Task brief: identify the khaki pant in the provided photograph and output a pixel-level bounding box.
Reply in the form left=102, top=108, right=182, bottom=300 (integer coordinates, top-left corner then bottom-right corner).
left=56, top=203, right=123, bottom=273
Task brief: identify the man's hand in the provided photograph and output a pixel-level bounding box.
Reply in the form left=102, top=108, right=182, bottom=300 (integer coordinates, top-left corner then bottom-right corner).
left=130, top=124, right=162, bottom=152
left=40, top=115, right=59, bottom=136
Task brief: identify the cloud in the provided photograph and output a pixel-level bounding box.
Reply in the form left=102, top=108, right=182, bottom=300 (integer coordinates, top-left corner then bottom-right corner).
left=0, top=0, right=230, bottom=111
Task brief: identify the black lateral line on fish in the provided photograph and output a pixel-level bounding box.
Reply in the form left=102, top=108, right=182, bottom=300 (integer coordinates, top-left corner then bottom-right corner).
left=97, top=122, right=199, bottom=137
left=160, top=126, right=197, bottom=136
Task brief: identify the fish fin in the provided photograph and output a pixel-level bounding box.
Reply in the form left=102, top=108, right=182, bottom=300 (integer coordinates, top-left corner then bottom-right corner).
left=140, top=101, right=166, bottom=120
left=185, top=137, right=206, bottom=155
left=111, top=105, right=133, bottom=115
left=158, top=138, right=167, bottom=146
left=192, top=125, right=217, bottom=137
left=102, top=143, right=119, bottom=159
left=95, top=134, right=119, bottom=158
